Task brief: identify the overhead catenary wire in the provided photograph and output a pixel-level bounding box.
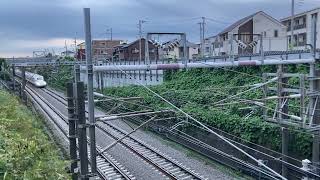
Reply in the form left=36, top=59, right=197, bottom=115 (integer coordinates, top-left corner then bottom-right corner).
left=104, top=59, right=287, bottom=180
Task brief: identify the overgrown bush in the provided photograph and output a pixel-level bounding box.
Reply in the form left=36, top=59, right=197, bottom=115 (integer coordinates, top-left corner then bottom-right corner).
left=0, top=90, right=70, bottom=179
left=103, top=68, right=312, bottom=158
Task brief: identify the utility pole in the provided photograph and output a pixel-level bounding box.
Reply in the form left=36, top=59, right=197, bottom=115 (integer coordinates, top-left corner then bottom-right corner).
left=74, top=35, right=77, bottom=60
left=290, top=0, right=294, bottom=48
left=198, top=17, right=206, bottom=58
left=65, top=40, right=68, bottom=57
left=107, top=28, right=113, bottom=41
left=67, top=83, right=78, bottom=180
left=83, top=7, right=97, bottom=175
left=277, top=65, right=289, bottom=178
left=198, top=22, right=203, bottom=58
left=310, top=14, right=319, bottom=173
left=11, top=64, right=15, bottom=91
left=202, top=17, right=205, bottom=58
left=138, top=20, right=146, bottom=64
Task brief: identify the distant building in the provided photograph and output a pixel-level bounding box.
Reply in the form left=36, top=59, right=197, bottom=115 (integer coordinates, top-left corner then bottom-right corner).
left=76, top=40, right=124, bottom=61
left=203, top=36, right=217, bottom=57
left=114, top=38, right=159, bottom=61
left=76, top=42, right=86, bottom=60
left=281, top=7, right=319, bottom=50
left=158, top=39, right=199, bottom=60
left=204, top=11, right=287, bottom=56
left=61, top=50, right=75, bottom=57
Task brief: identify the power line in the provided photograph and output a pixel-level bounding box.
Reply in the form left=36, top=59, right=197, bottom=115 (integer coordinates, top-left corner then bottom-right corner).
left=103, top=59, right=287, bottom=180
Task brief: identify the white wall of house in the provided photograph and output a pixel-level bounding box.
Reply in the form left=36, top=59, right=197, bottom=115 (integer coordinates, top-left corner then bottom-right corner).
left=188, top=47, right=199, bottom=59
left=253, top=13, right=287, bottom=52
left=159, top=46, right=199, bottom=60
left=209, top=12, right=287, bottom=56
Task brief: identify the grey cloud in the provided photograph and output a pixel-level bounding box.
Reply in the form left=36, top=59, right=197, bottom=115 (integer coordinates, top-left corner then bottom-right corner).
left=0, top=0, right=317, bottom=57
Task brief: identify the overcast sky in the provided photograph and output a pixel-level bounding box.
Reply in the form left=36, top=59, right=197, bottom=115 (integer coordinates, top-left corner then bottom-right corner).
left=0, top=0, right=318, bottom=57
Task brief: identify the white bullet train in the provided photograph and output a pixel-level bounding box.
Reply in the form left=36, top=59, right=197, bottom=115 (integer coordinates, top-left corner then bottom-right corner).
left=15, top=70, right=47, bottom=88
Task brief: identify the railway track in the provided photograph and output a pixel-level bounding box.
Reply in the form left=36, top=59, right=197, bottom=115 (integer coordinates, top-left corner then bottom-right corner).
left=43, top=87, right=206, bottom=180
left=25, top=85, right=135, bottom=180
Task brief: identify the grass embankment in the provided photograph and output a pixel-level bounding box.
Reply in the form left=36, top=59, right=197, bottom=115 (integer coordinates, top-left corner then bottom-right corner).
left=0, top=90, right=70, bottom=179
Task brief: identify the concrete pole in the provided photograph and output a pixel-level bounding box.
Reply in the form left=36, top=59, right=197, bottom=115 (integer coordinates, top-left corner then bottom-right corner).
left=262, top=73, right=268, bottom=121
left=74, top=64, right=81, bottom=83
left=202, top=17, right=205, bottom=58
left=21, top=67, right=26, bottom=104
left=182, top=33, right=187, bottom=67
left=310, top=14, right=320, bottom=173
left=260, top=33, right=264, bottom=62
left=145, top=33, right=150, bottom=64
left=66, top=83, right=78, bottom=180
left=290, top=0, right=294, bottom=49
left=83, top=8, right=97, bottom=174
left=74, top=64, right=80, bottom=135
left=299, top=74, right=306, bottom=127
left=11, top=65, right=15, bottom=91
left=76, top=82, right=89, bottom=179
left=198, top=22, right=202, bottom=58
left=277, top=65, right=289, bottom=178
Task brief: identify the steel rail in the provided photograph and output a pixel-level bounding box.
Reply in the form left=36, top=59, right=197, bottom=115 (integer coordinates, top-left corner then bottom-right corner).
left=25, top=85, right=134, bottom=180
left=44, top=87, right=206, bottom=180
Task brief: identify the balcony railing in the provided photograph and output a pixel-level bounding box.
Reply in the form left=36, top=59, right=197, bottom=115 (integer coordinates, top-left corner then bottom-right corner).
left=287, top=24, right=306, bottom=31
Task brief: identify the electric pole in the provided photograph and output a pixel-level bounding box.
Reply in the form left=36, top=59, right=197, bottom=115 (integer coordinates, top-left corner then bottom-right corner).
left=65, top=40, right=68, bottom=57
left=138, top=20, right=146, bottom=63
left=290, top=0, right=294, bottom=48
left=107, top=28, right=113, bottom=41
left=202, top=16, right=206, bottom=57
left=198, top=17, right=206, bottom=58
left=74, top=34, right=77, bottom=59
left=198, top=22, right=202, bottom=57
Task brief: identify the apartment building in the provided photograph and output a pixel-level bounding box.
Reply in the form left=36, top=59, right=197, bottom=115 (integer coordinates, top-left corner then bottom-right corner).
left=281, top=7, right=319, bottom=50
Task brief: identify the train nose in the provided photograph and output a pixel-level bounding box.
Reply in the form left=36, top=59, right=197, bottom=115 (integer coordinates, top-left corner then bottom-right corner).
left=35, top=81, right=47, bottom=88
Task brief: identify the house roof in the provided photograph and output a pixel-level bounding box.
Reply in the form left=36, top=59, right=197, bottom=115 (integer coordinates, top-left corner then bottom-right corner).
left=208, top=11, right=285, bottom=38
left=121, top=38, right=153, bottom=48
left=219, top=11, right=260, bottom=35
left=162, top=39, right=198, bottom=48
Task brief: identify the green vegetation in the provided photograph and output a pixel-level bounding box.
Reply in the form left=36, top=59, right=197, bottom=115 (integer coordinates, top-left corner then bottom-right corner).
left=103, top=67, right=312, bottom=158
left=0, top=90, right=70, bottom=179
left=38, top=57, right=74, bottom=90
left=44, top=63, right=313, bottom=158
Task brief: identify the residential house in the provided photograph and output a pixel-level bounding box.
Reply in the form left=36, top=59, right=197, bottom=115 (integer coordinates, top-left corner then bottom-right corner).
left=281, top=7, right=319, bottom=50
left=114, top=38, right=159, bottom=61
left=203, top=36, right=217, bottom=57
left=205, top=11, right=287, bottom=56
left=76, top=40, right=123, bottom=61
left=158, top=39, right=199, bottom=60
left=76, top=42, right=86, bottom=60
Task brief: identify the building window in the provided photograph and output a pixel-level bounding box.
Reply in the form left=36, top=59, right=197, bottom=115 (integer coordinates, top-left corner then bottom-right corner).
left=274, top=30, right=278, bottom=38
left=264, top=31, right=267, bottom=37
left=298, top=33, right=306, bottom=46
left=131, top=48, right=139, bottom=54
left=205, top=47, right=210, bottom=53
